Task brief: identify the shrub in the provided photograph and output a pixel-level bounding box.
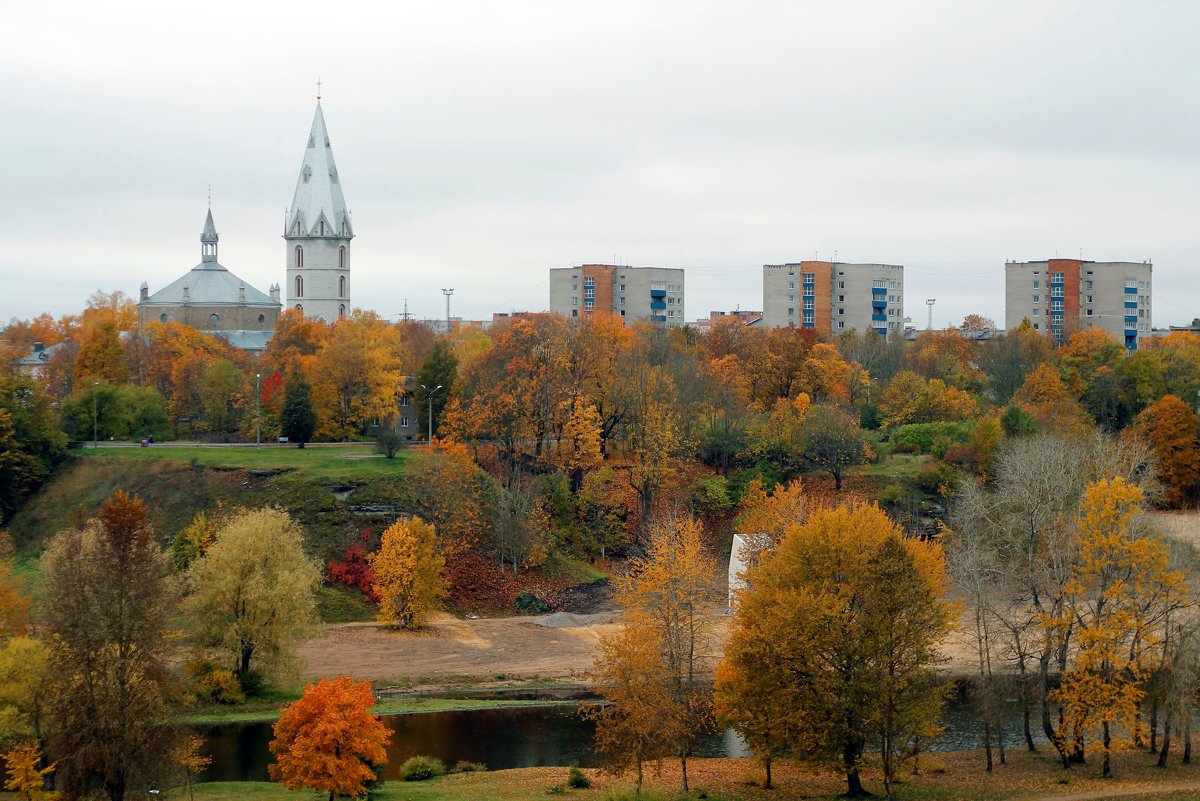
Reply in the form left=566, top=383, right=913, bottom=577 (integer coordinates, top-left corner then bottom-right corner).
left=401, top=755, right=446, bottom=781
left=890, top=422, right=970, bottom=454
left=915, top=461, right=960, bottom=497
left=547, top=786, right=567, bottom=796
left=567, top=766, right=591, bottom=789
left=513, top=590, right=550, bottom=615
left=375, top=431, right=405, bottom=459
left=184, top=658, right=246, bottom=705
left=326, top=540, right=379, bottom=603
left=452, top=760, right=487, bottom=773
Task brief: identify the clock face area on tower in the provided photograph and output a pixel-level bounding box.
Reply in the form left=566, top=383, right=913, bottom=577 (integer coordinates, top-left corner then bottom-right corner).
left=285, top=101, right=353, bottom=322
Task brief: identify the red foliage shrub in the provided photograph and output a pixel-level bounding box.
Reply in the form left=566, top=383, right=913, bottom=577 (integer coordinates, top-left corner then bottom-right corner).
left=327, top=538, right=378, bottom=603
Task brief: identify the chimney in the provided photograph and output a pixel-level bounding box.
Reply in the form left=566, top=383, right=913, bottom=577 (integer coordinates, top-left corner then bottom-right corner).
left=140, top=281, right=149, bottom=301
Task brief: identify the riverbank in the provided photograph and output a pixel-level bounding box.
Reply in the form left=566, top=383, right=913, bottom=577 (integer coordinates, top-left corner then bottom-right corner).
left=186, top=695, right=577, bottom=724
left=111, top=750, right=1200, bottom=801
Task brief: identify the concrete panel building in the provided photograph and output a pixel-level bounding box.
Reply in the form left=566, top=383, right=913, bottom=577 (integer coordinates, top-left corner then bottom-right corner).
left=1004, top=259, right=1152, bottom=349
left=549, top=264, right=685, bottom=327
left=762, top=261, right=904, bottom=337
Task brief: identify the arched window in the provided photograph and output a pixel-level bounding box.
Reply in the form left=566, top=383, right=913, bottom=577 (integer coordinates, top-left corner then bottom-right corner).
left=295, top=245, right=303, bottom=269
left=295, top=304, right=303, bottom=311
left=258, top=313, right=266, bottom=325
left=319, top=220, right=326, bottom=236
left=160, top=313, right=167, bottom=323
left=339, top=304, right=346, bottom=318
left=295, top=275, right=304, bottom=298
left=209, top=313, right=219, bottom=325
left=338, top=246, right=346, bottom=269
left=338, top=275, right=346, bottom=297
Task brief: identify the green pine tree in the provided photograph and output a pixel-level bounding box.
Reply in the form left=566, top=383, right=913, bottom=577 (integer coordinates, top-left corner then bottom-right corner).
left=414, top=340, right=458, bottom=440
left=280, top=369, right=317, bottom=448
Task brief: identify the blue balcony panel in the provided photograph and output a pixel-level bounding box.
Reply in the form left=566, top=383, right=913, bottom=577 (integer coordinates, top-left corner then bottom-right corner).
left=872, top=313, right=887, bottom=322
left=1125, top=300, right=1138, bottom=309
left=650, top=289, right=666, bottom=298
left=1125, top=286, right=1138, bottom=294
left=650, top=301, right=667, bottom=310
left=872, top=287, right=887, bottom=295
left=1125, top=315, right=1138, bottom=324
left=872, top=299, right=887, bottom=309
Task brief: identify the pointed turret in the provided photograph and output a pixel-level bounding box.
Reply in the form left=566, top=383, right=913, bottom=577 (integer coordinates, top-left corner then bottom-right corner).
left=201, top=208, right=219, bottom=262
left=286, top=103, right=352, bottom=238
left=284, top=99, right=353, bottom=322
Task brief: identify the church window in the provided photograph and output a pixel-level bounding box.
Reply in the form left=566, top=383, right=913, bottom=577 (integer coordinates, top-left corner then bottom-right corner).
left=209, top=314, right=219, bottom=325
left=295, top=275, right=304, bottom=298
left=339, top=247, right=346, bottom=270
left=339, top=304, right=346, bottom=318
left=160, top=314, right=167, bottom=323
left=258, top=313, right=266, bottom=325
left=295, top=246, right=303, bottom=269
left=339, top=274, right=346, bottom=297
left=319, top=220, right=326, bottom=236
left=302, top=166, right=312, bottom=183
left=295, top=304, right=303, bottom=311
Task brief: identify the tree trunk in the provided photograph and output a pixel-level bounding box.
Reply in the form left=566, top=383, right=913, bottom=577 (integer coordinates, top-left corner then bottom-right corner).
left=764, top=758, right=773, bottom=790
left=998, top=722, right=1007, bottom=765
left=1158, top=720, right=1172, bottom=767
left=1150, top=699, right=1159, bottom=753
left=106, top=775, right=125, bottom=801
left=846, top=769, right=867, bottom=797
left=834, top=469, right=843, bottom=491
left=240, top=644, right=253, bottom=677
left=680, top=748, right=688, bottom=793
left=984, top=718, right=994, bottom=772
left=1102, top=721, right=1112, bottom=778
left=1184, top=715, right=1192, bottom=764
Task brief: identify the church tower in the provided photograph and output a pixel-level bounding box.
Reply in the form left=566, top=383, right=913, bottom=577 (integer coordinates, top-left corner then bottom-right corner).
left=285, top=101, right=352, bottom=321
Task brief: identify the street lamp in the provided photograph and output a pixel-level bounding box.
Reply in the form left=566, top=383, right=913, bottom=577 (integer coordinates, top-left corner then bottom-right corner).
left=255, top=373, right=261, bottom=448
left=420, top=384, right=443, bottom=443
left=92, top=380, right=99, bottom=449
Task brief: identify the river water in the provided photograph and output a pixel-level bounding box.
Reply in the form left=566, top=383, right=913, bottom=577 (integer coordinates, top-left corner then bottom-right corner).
left=199, top=696, right=1038, bottom=782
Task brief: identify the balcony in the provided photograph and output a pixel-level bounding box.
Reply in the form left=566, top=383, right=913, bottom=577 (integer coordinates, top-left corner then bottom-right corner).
left=872, top=287, right=887, bottom=295
left=650, top=300, right=667, bottom=310
left=650, top=288, right=667, bottom=298
left=872, top=298, right=887, bottom=309
left=1125, top=315, right=1138, bottom=325
left=1125, top=286, right=1138, bottom=294
left=872, top=313, right=887, bottom=322
left=1125, top=300, right=1138, bottom=309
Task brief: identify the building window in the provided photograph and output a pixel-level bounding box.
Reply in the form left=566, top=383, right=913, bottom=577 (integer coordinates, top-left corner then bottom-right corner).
left=1086, top=281, right=1093, bottom=289
left=258, top=313, right=265, bottom=324
left=1033, top=309, right=1040, bottom=316
left=584, top=276, right=595, bottom=288
left=572, top=309, right=578, bottom=317
left=788, top=308, right=795, bottom=316
left=339, top=304, right=346, bottom=318
left=339, top=246, right=346, bottom=269
left=1033, top=323, right=1040, bottom=330
left=401, top=396, right=410, bottom=407
left=584, top=288, right=595, bottom=299
left=295, top=304, right=303, bottom=311
left=1086, top=295, right=1093, bottom=303
left=838, top=321, right=844, bottom=329
left=788, top=282, right=795, bottom=290
left=400, top=416, right=409, bottom=427
left=1033, top=281, right=1040, bottom=289
left=1033, top=295, right=1040, bottom=302
left=838, top=308, right=844, bottom=315
left=319, top=220, right=326, bottom=236
left=295, top=246, right=303, bottom=269
left=209, top=314, right=219, bottom=324
left=339, top=275, right=346, bottom=298
left=619, top=297, right=625, bottom=304
left=838, top=282, right=844, bottom=289
left=295, top=275, right=304, bottom=297
left=160, top=313, right=167, bottom=323
left=838, top=295, right=845, bottom=302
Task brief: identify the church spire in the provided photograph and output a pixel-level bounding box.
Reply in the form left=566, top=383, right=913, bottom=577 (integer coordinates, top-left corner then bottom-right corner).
left=286, top=102, right=352, bottom=239
left=201, top=208, right=219, bottom=262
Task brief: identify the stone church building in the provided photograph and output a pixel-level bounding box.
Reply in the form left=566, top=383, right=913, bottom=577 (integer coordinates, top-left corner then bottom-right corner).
left=138, top=100, right=354, bottom=348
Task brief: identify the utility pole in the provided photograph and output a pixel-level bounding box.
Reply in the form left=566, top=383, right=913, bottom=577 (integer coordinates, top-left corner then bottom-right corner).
left=255, top=373, right=261, bottom=447
left=926, top=298, right=936, bottom=331
left=442, top=288, right=454, bottom=333
left=420, top=384, right=443, bottom=443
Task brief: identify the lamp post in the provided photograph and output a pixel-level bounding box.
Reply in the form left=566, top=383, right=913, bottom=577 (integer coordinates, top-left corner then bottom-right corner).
left=926, top=298, right=936, bottom=331
left=255, top=373, right=261, bottom=448
left=92, top=380, right=99, bottom=449
left=420, top=384, right=443, bottom=443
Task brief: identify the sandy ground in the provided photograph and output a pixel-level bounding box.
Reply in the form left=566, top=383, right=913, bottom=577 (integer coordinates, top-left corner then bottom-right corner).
left=300, top=611, right=628, bottom=686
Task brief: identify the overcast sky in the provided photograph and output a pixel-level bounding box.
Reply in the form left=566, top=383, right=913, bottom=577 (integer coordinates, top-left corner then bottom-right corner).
left=2, top=1, right=1198, bottom=329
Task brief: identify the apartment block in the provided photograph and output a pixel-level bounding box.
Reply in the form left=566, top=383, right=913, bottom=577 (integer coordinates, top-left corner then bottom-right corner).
left=548, top=264, right=686, bottom=327
left=762, top=261, right=904, bottom=337
left=1004, top=259, right=1152, bottom=349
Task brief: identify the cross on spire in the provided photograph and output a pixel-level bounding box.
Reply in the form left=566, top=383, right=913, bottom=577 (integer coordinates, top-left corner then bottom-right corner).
left=207, top=184, right=212, bottom=207
left=316, top=77, right=322, bottom=101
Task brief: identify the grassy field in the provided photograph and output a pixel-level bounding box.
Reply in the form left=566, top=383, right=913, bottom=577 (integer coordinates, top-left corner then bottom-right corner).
left=77, top=444, right=410, bottom=482
left=51, top=750, right=1200, bottom=801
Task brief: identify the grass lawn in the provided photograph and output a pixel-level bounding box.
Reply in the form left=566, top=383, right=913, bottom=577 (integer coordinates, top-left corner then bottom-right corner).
left=856, top=452, right=933, bottom=479
left=184, top=697, right=574, bottom=724
left=77, top=444, right=409, bottom=482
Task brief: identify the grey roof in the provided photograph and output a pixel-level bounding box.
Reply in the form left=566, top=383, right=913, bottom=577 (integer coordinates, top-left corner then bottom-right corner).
left=15, top=341, right=68, bottom=366
left=143, top=209, right=279, bottom=308
left=201, top=208, right=218, bottom=243
left=213, top=330, right=274, bottom=351
left=287, top=102, right=353, bottom=238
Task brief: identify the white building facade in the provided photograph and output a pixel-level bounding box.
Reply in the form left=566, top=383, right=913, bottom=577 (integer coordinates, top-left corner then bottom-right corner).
left=548, top=264, right=686, bottom=327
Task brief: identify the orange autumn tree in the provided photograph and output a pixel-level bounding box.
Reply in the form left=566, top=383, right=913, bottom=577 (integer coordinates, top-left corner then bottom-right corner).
left=269, top=676, right=391, bottom=801
left=2, top=741, right=57, bottom=801
left=733, top=478, right=807, bottom=566
left=0, top=558, right=30, bottom=639
left=1047, top=478, right=1185, bottom=778
left=1012, top=363, right=1093, bottom=436
left=1137, top=394, right=1200, bottom=508
left=370, top=517, right=445, bottom=630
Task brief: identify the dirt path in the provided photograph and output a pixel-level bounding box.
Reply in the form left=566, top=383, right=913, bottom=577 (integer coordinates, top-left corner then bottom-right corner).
left=1036, top=783, right=1200, bottom=800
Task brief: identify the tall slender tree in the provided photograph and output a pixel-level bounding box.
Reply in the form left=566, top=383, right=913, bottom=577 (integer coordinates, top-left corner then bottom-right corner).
left=280, top=368, right=317, bottom=448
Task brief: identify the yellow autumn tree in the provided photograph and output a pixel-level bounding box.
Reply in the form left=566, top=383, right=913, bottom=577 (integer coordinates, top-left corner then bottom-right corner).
left=559, top=397, right=603, bottom=474
left=370, top=517, right=445, bottom=630
left=1012, top=363, right=1093, bottom=436
left=586, top=517, right=718, bottom=794
left=1047, top=478, right=1185, bottom=778
left=732, top=478, right=807, bottom=566
left=0, top=637, right=51, bottom=747
left=3, top=741, right=58, bottom=801
left=717, top=503, right=952, bottom=799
